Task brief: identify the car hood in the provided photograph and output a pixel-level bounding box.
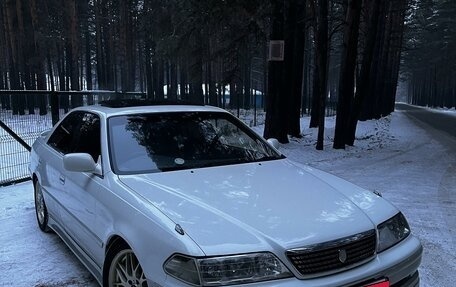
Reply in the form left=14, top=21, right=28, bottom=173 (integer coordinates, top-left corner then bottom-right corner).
left=119, top=159, right=397, bottom=256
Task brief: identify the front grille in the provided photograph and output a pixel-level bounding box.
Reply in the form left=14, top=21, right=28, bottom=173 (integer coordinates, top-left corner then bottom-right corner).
left=286, top=230, right=376, bottom=278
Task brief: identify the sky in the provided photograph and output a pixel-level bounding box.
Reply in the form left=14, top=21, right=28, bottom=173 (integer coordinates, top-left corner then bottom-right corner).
left=0, top=105, right=455, bottom=286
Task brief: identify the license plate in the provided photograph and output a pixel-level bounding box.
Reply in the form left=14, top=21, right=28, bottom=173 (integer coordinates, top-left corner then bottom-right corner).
left=364, top=280, right=390, bottom=287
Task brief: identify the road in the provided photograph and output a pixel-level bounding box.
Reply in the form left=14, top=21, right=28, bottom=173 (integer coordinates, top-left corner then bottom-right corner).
left=396, top=103, right=456, bottom=139
left=394, top=104, right=456, bottom=286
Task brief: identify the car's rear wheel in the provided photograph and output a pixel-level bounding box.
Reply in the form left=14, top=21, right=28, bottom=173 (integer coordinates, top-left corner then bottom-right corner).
left=107, top=244, right=148, bottom=287
left=34, top=180, right=50, bottom=232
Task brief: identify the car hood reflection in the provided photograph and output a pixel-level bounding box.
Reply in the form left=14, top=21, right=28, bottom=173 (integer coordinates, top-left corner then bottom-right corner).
left=119, top=159, right=389, bottom=256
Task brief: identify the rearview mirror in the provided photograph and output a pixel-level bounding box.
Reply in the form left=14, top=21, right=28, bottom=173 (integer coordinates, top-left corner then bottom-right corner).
left=63, top=153, right=101, bottom=175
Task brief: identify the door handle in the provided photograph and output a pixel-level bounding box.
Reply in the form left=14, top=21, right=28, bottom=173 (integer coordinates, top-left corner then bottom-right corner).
left=59, top=175, right=66, bottom=185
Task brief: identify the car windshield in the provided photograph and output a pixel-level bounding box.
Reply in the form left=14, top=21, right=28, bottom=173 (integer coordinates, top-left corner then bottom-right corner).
left=108, top=111, right=283, bottom=174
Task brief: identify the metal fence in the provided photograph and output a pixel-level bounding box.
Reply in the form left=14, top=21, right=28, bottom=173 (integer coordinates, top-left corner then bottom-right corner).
left=0, top=90, right=337, bottom=186
left=0, top=110, right=50, bottom=185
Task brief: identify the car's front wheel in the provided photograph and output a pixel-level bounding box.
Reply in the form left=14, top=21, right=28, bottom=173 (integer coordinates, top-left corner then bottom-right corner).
left=34, top=180, right=50, bottom=232
left=107, top=243, right=148, bottom=287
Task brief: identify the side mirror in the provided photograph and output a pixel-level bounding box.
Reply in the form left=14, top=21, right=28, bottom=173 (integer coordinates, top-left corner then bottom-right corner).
left=63, top=153, right=101, bottom=175
left=267, top=138, right=280, bottom=150
left=40, top=129, right=51, bottom=137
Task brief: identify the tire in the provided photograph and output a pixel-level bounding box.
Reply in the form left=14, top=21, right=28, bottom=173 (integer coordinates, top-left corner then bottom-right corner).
left=34, top=180, right=51, bottom=232
left=105, top=242, right=148, bottom=287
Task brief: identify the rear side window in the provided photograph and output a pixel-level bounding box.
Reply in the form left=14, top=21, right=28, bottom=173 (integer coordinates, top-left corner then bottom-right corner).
left=48, top=111, right=101, bottom=161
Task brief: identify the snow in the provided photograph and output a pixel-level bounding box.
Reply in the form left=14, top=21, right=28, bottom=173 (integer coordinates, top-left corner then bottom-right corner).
left=421, top=106, right=456, bottom=117
left=1, top=107, right=455, bottom=287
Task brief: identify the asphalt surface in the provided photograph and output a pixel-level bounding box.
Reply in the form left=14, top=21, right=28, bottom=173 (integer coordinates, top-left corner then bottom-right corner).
left=395, top=103, right=456, bottom=139
left=395, top=103, right=456, bottom=287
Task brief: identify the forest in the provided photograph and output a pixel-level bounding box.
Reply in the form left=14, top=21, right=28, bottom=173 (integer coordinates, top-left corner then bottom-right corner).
left=0, top=0, right=454, bottom=150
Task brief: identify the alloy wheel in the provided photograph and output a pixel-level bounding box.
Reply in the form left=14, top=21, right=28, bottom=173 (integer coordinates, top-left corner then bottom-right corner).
left=108, top=249, right=148, bottom=287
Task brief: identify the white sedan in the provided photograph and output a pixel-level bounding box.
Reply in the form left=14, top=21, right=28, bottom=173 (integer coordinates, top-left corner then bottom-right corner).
left=29, top=101, right=422, bottom=287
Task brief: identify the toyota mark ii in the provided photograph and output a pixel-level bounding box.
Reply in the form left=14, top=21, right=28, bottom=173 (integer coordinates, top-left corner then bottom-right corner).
left=29, top=100, right=422, bottom=287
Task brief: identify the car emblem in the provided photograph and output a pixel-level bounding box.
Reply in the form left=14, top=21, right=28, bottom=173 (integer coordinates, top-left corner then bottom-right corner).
left=338, top=249, right=347, bottom=263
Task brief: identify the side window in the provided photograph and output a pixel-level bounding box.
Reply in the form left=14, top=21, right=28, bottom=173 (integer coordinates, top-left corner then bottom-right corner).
left=73, top=113, right=101, bottom=161
left=48, top=112, right=101, bottom=161
left=48, top=112, right=84, bottom=154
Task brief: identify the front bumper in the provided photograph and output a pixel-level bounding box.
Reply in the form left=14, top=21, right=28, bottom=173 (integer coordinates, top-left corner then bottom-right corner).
left=392, top=270, right=419, bottom=287
left=159, top=235, right=422, bottom=287
left=354, top=271, right=419, bottom=287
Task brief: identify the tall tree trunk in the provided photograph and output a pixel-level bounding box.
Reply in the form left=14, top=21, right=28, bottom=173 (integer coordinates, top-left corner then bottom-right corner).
left=361, top=0, right=390, bottom=120
left=179, top=59, right=188, bottom=98
left=384, top=0, right=407, bottom=114
left=346, top=0, right=382, bottom=145
left=169, top=60, right=178, bottom=100
left=375, top=4, right=394, bottom=118
left=155, top=59, right=165, bottom=99
left=333, top=0, right=362, bottom=149
left=264, top=0, right=288, bottom=143
left=315, top=0, right=329, bottom=150
left=95, top=0, right=106, bottom=90
left=68, top=0, right=79, bottom=91
left=208, top=60, right=217, bottom=105
left=5, top=0, right=23, bottom=114
left=243, top=55, right=251, bottom=110
left=105, top=4, right=115, bottom=92
left=309, top=50, right=321, bottom=127
left=229, top=81, right=236, bottom=109
left=309, top=5, right=320, bottom=128
left=66, top=0, right=82, bottom=107
left=301, top=29, right=311, bottom=115
left=0, top=3, right=5, bottom=90
left=120, top=0, right=135, bottom=92
left=145, top=40, right=153, bottom=98
left=82, top=0, right=93, bottom=94
left=188, top=31, right=204, bottom=104
left=29, top=0, right=47, bottom=114
left=284, top=0, right=306, bottom=137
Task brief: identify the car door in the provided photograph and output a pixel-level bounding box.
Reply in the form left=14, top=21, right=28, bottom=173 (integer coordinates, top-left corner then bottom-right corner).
left=59, top=112, right=105, bottom=266
left=45, top=112, right=86, bottom=231
left=47, top=111, right=104, bottom=264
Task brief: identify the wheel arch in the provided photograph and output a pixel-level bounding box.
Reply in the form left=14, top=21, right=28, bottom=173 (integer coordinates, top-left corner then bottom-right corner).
left=32, top=172, right=44, bottom=189
left=32, top=173, right=38, bottom=185
left=105, top=234, right=130, bottom=256
left=103, top=234, right=138, bottom=286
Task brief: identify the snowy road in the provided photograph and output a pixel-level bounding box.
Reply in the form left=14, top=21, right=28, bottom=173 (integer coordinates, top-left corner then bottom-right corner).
left=1, top=109, right=455, bottom=286
left=396, top=103, right=456, bottom=138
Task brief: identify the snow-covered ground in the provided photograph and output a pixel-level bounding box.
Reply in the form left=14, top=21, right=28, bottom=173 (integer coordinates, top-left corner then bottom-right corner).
left=1, top=108, right=455, bottom=286
left=422, top=106, right=456, bottom=117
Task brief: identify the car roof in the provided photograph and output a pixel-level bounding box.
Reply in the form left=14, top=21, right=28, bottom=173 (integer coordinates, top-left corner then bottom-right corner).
left=71, top=100, right=228, bottom=118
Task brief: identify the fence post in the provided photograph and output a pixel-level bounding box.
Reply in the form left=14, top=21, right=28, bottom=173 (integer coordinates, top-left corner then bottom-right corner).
left=50, top=91, right=59, bottom=125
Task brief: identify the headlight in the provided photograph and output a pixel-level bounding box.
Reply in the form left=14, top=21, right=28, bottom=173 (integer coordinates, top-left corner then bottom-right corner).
left=164, top=252, right=292, bottom=286
left=377, top=212, right=410, bottom=252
